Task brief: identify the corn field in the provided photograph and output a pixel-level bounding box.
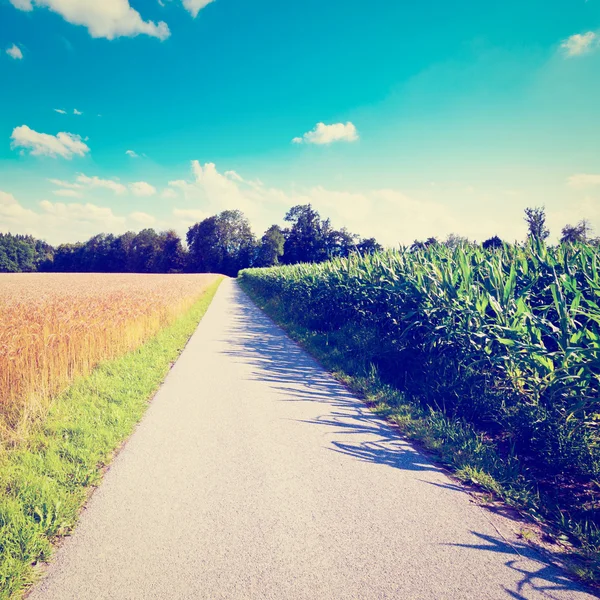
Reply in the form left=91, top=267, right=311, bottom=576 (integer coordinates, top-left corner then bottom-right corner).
left=240, top=241, right=600, bottom=536
left=0, top=273, right=218, bottom=443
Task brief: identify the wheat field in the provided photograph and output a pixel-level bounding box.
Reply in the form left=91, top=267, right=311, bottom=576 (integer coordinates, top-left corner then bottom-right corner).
left=0, top=273, right=219, bottom=443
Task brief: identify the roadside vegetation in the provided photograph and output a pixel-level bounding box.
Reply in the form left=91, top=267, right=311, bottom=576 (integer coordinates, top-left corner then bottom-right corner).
left=239, top=238, right=600, bottom=581
left=0, top=277, right=222, bottom=600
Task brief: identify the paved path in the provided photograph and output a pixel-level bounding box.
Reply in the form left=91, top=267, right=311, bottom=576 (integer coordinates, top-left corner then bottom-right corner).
left=30, top=279, right=596, bottom=600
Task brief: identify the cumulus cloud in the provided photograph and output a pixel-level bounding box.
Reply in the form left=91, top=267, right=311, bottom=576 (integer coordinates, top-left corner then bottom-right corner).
left=6, top=44, right=23, bottom=59
left=48, top=178, right=82, bottom=189
left=8, top=0, right=170, bottom=41
left=0, top=191, right=37, bottom=224
left=0, top=190, right=150, bottom=243
left=76, top=174, right=127, bottom=194
left=561, top=32, right=597, bottom=57
left=129, top=181, right=157, bottom=196
left=11, top=125, right=90, bottom=159
left=39, top=199, right=125, bottom=224
left=167, top=160, right=457, bottom=245
left=292, top=122, right=359, bottom=145
left=53, top=188, right=83, bottom=198
left=161, top=187, right=178, bottom=199
left=125, top=149, right=139, bottom=157
left=568, top=173, right=600, bottom=188
left=181, top=0, right=215, bottom=18
left=224, top=170, right=244, bottom=182
left=173, top=207, right=208, bottom=225
left=54, top=108, right=67, bottom=114
left=73, top=108, right=82, bottom=115
left=130, top=211, right=156, bottom=225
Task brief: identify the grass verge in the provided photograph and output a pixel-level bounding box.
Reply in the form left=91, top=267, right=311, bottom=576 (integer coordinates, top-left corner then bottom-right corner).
left=0, top=277, right=222, bottom=600
left=239, top=280, right=600, bottom=587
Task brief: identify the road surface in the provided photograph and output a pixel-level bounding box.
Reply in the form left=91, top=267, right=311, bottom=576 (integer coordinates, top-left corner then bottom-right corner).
left=29, top=279, right=596, bottom=600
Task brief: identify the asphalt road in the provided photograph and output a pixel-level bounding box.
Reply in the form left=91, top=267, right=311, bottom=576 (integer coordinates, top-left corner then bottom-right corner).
left=29, top=279, right=597, bottom=600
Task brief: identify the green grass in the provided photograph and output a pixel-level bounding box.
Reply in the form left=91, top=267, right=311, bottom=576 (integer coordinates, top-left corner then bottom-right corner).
left=0, top=277, right=222, bottom=600
left=239, top=279, right=600, bottom=586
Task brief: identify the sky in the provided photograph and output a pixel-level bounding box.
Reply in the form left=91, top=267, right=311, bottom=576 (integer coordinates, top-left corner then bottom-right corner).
left=0, top=0, right=599, bottom=247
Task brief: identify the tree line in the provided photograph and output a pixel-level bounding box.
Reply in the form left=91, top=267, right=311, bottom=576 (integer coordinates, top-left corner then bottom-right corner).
left=0, top=205, right=382, bottom=275
left=410, top=207, right=598, bottom=251
left=1, top=204, right=596, bottom=275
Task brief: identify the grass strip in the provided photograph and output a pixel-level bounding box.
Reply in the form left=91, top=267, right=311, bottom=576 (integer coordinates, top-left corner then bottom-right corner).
left=239, top=280, right=600, bottom=587
left=0, top=277, right=222, bottom=600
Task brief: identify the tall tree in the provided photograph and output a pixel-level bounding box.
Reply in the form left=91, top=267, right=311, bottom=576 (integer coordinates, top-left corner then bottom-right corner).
left=410, top=237, right=438, bottom=252
left=129, top=229, right=162, bottom=273
left=256, top=225, right=285, bottom=267
left=524, top=206, right=549, bottom=241
left=356, top=237, right=383, bottom=255
left=561, top=219, right=592, bottom=244
left=53, top=243, right=85, bottom=272
left=0, top=233, right=53, bottom=272
left=325, top=227, right=358, bottom=258
left=187, top=210, right=256, bottom=276
left=156, top=230, right=187, bottom=273
left=282, top=204, right=329, bottom=264
left=482, top=235, right=503, bottom=250
left=444, top=233, right=470, bottom=249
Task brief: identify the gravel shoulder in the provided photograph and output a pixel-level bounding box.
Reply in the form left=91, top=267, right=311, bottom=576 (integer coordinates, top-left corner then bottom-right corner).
left=28, top=279, right=597, bottom=600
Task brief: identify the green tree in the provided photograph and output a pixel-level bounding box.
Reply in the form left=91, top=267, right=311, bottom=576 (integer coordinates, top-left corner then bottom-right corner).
left=53, top=243, right=85, bottom=272
left=325, top=227, right=358, bottom=258
left=561, top=219, right=592, bottom=244
left=187, top=210, right=256, bottom=276
left=356, top=237, right=383, bottom=255
left=282, top=204, right=330, bottom=264
left=0, top=233, right=51, bottom=272
left=524, top=206, right=549, bottom=241
left=444, top=233, right=470, bottom=249
left=410, top=237, right=438, bottom=252
left=482, top=235, right=503, bottom=250
left=157, top=230, right=187, bottom=273
left=129, top=229, right=162, bottom=273
left=256, top=225, right=285, bottom=267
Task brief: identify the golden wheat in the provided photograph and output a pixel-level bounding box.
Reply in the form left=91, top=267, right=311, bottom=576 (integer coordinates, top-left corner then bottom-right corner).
left=0, top=273, right=219, bottom=442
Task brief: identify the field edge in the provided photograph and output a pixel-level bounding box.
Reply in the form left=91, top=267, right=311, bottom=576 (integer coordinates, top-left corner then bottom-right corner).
left=0, top=277, right=223, bottom=600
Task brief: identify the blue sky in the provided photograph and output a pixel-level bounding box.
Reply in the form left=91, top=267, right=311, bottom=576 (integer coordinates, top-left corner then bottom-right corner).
left=1, top=0, right=599, bottom=246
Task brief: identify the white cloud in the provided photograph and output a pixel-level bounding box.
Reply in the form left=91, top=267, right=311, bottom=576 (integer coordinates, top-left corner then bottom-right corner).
left=6, top=44, right=23, bottom=59
left=130, top=211, right=156, bottom=225
left=54, top=108, right=67, bottom=114
left=53, top=189, right=83, bottom=198
left=39, top=199, right=126, bottom=224
left=8, top=0, right=170, bottom=41
left=292, top=122, right=359, bottom=145
left=125, top=149, right=139, bottom=157
left=0, top=191, right=37, bottom=224
left=181, top=0, right=215, bottom=18
left=561, top=32, right=597, bottom=57
left=568, top=173, right=600, bottom=188
left=1, top=189, right=183, bottom=243
left=0, top=191, right=138, bottom=243
left=48, top=178, right=82, bottom=189
left=73, top=108, right=82, bottom=115
left=129, top=181, right=157, bottom=196
left=167, top=160, right=457, bottom=245
left=173, top=207, right=208, bottom=224
left=76, top=174, right=127, bottom=194
left=161, top=187, right=178, bottom=199
left=11, top=125, right=90, bottom=159
left=224, top=170, right=244, bottom=182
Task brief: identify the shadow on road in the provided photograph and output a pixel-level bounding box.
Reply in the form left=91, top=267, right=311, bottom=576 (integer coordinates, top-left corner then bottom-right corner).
left=220, top=284, right=437, bottom=474
left=448, top=532, right=588, bottom=600
left=218, top=283, right=592, bottom=600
